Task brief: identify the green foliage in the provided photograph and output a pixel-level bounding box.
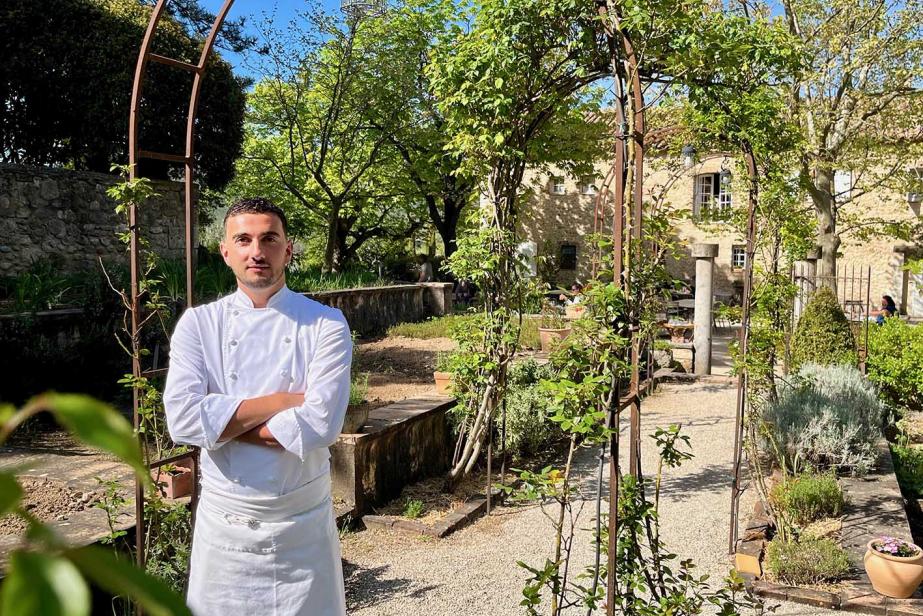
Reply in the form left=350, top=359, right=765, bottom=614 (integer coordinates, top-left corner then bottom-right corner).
left=402, top=499, right=424, bottom=519
left=94, top=477, right=128, bottom=545
left=867, top=319, right=923, bottom=413
left=349, top=372, right=369, bottom=407
left=0, top=396, right=189, bottom=615
left=891, top=444, right=923, bottom=499
left=769, top=472, right=844, bottom=527
left=387, top=314, right=475, bottom=339
left=287, top=266, right=391, bottom=294
left=503, top=360, right=562, bottom=457
left=143, top=497, right=192, bottom=594
left=765, top=538, right=851, bottom=585
left=765, top=363, right=885, bottom=475
left=0, top=0, right=246, bottom=190
left=791, top=287, right=858, bottom=371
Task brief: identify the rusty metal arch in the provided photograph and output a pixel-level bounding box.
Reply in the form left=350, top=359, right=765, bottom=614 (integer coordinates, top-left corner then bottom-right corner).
left=128, top=0, right=236, bottom=571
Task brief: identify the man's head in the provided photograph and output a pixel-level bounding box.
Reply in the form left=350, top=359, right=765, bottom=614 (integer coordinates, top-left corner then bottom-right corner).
left=220, top=197, right=292, bottom=293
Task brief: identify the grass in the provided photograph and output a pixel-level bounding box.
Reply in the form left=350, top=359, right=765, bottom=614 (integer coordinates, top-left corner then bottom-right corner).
left=387, top=312, right=541, bottom=349
left=287, top=267, right=390, bottom=293
left=765, top=538, right=851, bottom=585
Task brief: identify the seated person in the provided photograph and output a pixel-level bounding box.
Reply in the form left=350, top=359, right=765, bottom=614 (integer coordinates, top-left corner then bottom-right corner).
left=873, top=294, right=898, bottom=325
left=559, top=282, right=583, bottom=305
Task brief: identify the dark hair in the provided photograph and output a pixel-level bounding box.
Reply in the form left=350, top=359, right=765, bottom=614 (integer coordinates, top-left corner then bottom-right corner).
left=224, top=197, right=288, bottom=234
left=883, top=295, right=897, bottom=311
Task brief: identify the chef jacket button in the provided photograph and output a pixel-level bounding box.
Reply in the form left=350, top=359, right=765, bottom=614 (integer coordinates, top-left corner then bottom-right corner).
left=283, top=336, right=292, bottom=344
left=229, top=372, right=238, bottom=381
left=230, top=339, right=238, bottom=347
left=281, top=369, right=289, bottom=377
left=233, top=310, right=240, bottom=316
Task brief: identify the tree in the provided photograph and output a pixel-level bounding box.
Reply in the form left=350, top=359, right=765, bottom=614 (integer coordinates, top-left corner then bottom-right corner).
left=0, top=0, right=247, bottom=190
left=776, top=0, right=923, bottom=279
left=233, top=9, right=423, bottom=272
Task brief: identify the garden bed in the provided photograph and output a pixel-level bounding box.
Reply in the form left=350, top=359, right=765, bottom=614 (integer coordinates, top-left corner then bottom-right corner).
left=737, top=442, right=923, bottom=614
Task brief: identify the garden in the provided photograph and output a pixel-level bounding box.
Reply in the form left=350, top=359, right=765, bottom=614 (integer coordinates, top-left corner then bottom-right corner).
left=2, top=0, right=923, bottom=615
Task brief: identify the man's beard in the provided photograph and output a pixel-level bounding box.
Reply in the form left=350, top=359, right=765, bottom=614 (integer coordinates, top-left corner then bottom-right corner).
left=238, top=268, right=282, bottom=290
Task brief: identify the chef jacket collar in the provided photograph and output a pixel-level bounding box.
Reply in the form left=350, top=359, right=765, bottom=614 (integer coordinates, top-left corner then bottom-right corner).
left=231, top=284, right=291, bottom=310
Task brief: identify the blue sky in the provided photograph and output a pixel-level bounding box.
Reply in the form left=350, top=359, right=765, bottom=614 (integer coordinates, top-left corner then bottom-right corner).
left=198, top=0, right=344, bottom=79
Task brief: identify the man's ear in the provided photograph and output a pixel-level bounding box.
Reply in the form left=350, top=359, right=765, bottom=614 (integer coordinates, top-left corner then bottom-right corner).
left=219, top=239, right=231, bottom=266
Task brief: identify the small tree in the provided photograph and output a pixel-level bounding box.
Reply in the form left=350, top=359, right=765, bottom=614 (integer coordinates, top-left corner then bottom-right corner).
left=790, top=286, right=858, bottom=370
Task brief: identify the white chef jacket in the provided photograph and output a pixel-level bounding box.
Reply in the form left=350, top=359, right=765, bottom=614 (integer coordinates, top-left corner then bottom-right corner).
left=163, top=285, right=353, bottom=497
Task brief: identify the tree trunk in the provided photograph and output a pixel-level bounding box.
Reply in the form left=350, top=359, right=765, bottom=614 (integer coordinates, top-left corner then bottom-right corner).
left=813, top=167, right=840, bottom=286
left=323, top=201, right=341, bottom=274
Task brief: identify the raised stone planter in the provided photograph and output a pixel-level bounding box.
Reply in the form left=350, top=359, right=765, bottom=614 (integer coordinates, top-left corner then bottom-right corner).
left=330, top=396, right=453, bottom=517
left=362, top=487, right=506, bottom=539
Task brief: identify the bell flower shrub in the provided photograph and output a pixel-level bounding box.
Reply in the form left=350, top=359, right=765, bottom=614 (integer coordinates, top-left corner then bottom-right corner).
left=765, top=363, right=885, bottom=475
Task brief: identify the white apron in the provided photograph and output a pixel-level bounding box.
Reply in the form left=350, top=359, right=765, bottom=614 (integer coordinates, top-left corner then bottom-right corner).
left=186, top=473, right=346, bottom=616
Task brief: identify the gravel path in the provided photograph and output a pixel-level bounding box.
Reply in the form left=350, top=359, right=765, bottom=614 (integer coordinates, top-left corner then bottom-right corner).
left=341, top=381, right=838, bottom=615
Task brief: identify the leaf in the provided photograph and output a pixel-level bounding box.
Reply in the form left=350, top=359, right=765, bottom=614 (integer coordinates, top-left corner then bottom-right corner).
left=66, top=546, right=192, bottom=616
left=0, top=550, right=90, bottom=616
left=39, top=394, right=146, bottom=479
left=0, top=472, right=22, bottom=517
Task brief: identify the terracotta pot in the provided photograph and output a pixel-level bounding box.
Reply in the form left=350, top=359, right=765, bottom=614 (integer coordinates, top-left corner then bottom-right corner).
left=342, top=405, right=370, bottom=433
left=564, top=304, right=586, bottom=319
left=151, top=458, right=193, bottom=500
left=864, top=540, right=923, bottom=598
left=433, top=371, right=454, bottom=396
left=538, top=327, right=571, bottom=353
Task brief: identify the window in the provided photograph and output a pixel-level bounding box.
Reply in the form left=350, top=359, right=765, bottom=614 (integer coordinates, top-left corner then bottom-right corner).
left=580, top=178, right=598, bottom=195
left=731, top=245, right=746, bottom=270
left=559, top=243, right=577, bottom=270
left=833, top=169, right=853, bottom=200
left=550, top=176, right=566, bottom=195
left=908, top=168, right=923, bottom=204
left=693, top=173, right=731, bottom=219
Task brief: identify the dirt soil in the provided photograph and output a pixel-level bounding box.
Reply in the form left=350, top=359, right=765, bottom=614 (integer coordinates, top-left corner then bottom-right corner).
left=354, top=335, right=456, bottom=406
left=373, top=468, right=496, bottom=525
left=0, top=477, right=100, bottom=536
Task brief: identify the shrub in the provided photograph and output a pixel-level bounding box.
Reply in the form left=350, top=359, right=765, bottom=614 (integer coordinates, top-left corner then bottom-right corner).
left=387, top=314, right=473, bottom=339
left=765, top=538, right=851, bottom=585
left=769, top=472, right=844, bottom=526
left=349, top=372, right=368, bottom=406
left=502, top=359, right=563, bottom=457
left=867, top=319, right=923, bottom=413
left=765, top=363, right=885, bottom=475
left=790, top=287, right=858, bottom=370
left=402, top=499, right=424, bottom=519
left=891, top=444, right=923, bottom=498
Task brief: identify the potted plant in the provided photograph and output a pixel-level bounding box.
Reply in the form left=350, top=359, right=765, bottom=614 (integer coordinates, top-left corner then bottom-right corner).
left=864, top=536, right=923, bottom=598
left=151, top=458, right=194, bottom=500
left=433, top=351, right=454, bottom=396
left=538, top=303, right=571, bottom=353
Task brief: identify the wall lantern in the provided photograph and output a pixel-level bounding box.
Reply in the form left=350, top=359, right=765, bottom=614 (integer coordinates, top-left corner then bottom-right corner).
left=681, top=144, right=696, bottom=170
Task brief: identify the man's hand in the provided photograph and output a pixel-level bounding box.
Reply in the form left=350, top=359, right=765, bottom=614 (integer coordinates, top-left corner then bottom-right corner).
left=237, top=422, right=282, bottom=448
left=219, top=392, right=304, bottom=442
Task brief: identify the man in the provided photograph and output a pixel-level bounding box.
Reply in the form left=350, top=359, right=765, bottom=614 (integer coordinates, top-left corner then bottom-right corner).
left=164, top=197, right=352, bottom=616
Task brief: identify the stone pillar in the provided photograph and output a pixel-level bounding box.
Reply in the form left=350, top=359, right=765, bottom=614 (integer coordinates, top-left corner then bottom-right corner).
left=692, top=243, right=718, bottom=375
left=793, top=247, right=820, bottom=323
left=419, top=282, right=454, bottom=317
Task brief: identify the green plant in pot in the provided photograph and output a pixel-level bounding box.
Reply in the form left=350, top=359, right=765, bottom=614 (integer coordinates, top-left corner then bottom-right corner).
left=538, top=302, right=570, bottom=353
left=433, top=351, right=455, bottom=396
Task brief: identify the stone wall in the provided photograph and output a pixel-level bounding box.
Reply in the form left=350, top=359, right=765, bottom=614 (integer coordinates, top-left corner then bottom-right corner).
left=305, top=282, right=453, bottom=337
left=0, top=164, right=189, bottom=276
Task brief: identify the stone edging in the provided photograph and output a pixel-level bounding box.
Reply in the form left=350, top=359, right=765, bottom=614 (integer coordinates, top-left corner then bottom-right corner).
left=361, top=487, right=505, bottom=539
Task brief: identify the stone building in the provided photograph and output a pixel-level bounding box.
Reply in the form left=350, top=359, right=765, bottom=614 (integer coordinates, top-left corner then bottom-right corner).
left=519, top=154, right=923, bottom=317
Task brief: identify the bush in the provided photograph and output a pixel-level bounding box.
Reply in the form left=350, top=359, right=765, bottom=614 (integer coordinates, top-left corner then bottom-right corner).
left=769, top=472, right=844, bottom=526
left=349, top=372, right=368, bottom=406
left=867, top=319, right=923, bottom=413
left=790, top=287, right=858, bottom=370
left=502, top=359, right=563, bottom=457
left=891, top=444, right=923, bottom=498
left=765, top=538, right=851, bottom=585
left=765, top=363, right=885, bottom=475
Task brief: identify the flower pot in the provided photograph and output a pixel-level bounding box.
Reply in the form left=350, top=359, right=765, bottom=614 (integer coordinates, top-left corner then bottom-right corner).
left=342, top=405, right=370, bottom=433
left=433, top=371, right=454, bottom=396
left=564, top=304, right=586, bottom=319
left=538, top=327, right=571, bottom=353
left=864, top=540, right=923, bottom=598
left=151, top=458, right=193, bottom=500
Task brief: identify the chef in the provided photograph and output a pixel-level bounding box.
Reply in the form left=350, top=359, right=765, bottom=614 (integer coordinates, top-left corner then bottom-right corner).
left=163, top=197, right=352, bottom=616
